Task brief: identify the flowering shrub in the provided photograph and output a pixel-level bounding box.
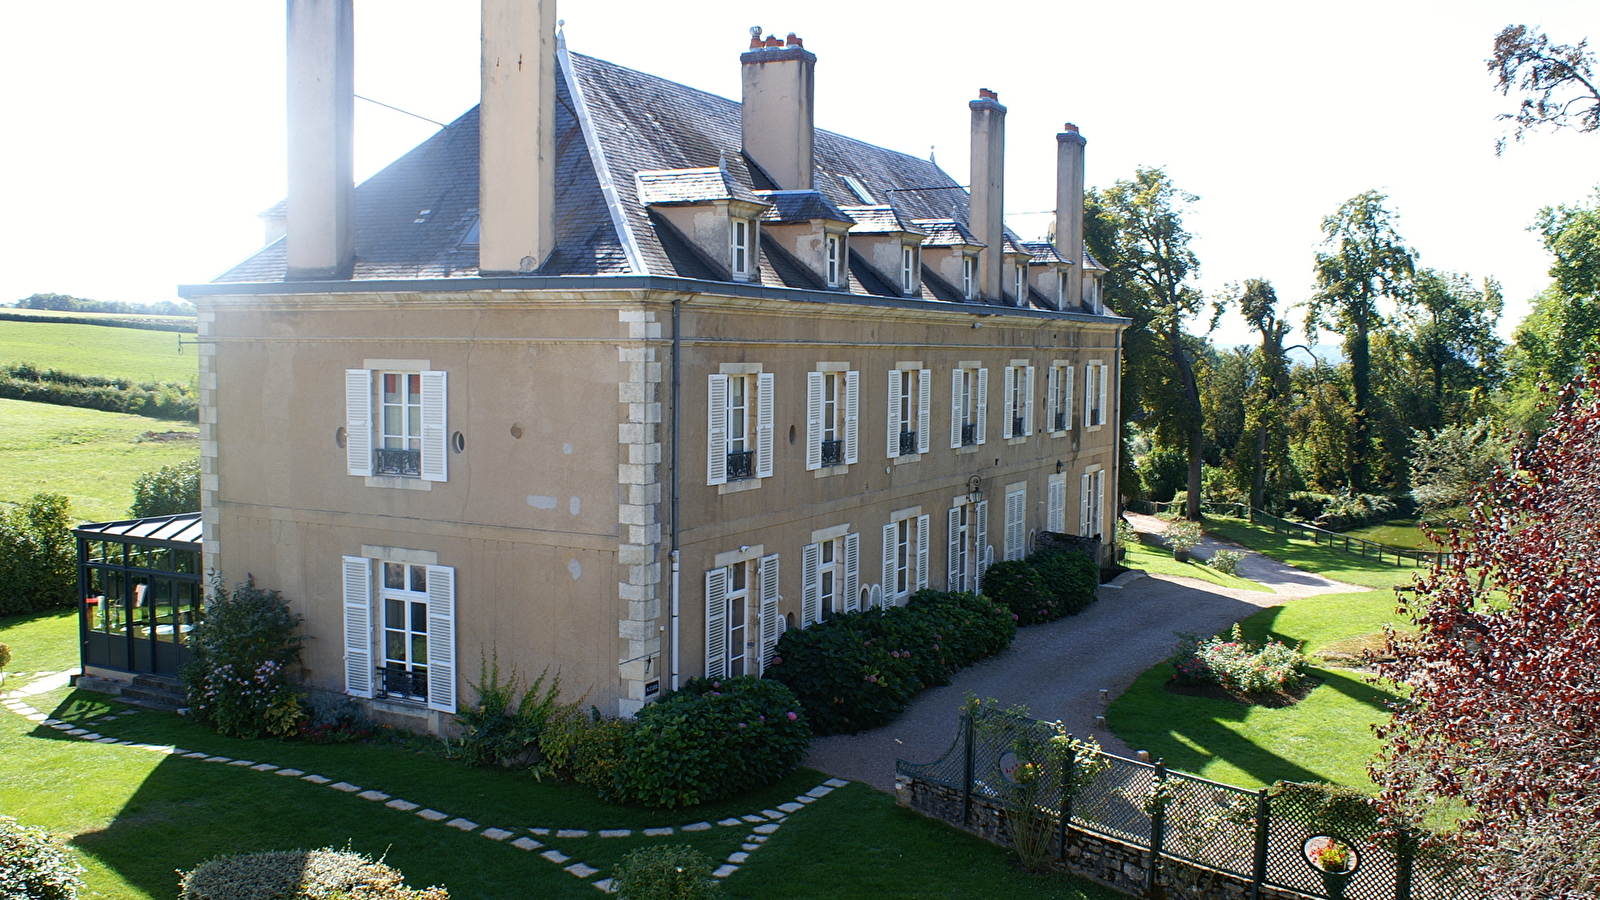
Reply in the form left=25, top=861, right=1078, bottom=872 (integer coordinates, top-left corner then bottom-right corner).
left=297, top=690, right=374, bottom=744
left=0, top=642, right=11, bottom=674
left=766, top=591, right=1015, bottom=735
left=1163, top=520, right=1204, bottom=554
left=180, top=577, right=306, bottom=739
left=1207, top=549, right=1247, bottom=575
left=178, top=846, right=447, bottom=900
left=0, top=816, right=85, bottom=900
left=611, top=845, right=720, bottom=900
left=979, top=559, right=1053, bottom=625
left=1171, top=624, right=1306, bottom=694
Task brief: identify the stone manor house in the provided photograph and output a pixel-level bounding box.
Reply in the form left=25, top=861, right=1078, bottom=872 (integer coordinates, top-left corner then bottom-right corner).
left=174, top=0, right=1129, bottom=729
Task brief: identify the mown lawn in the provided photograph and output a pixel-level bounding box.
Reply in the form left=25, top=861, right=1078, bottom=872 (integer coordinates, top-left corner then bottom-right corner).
left=0, top=611, right=1119, bottom=900
left=0, top=399, right=197, bottom=521
left=1123, top=539, right=1270, bottom=592
left=1204, top=515, right=1419, bottom=590
left=1340, top=517, right=1451, bottom=552
left=0, top=318, right=197, bottom=384
left=1108, top=589, right=1406, bottom=791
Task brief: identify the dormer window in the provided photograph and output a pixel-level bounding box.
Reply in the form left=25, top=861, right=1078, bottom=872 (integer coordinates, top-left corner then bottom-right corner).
left=825, top=234, right=843, bottom=287
left=1083, top=274, right=1101, bottom=313
left=901, top=246, right=915, bottom=294
left=962, top=257, right=976, bottom=300
left=1015, top=266, right=1026, bottom=306
left=1056, top=272, right=1066, bottom=309
left=732, top=218, right=754, bottom=279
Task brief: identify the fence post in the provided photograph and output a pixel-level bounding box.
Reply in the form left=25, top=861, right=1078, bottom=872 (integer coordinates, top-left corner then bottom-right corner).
left=1394, top=829, right=1414, bottom=900
left=1059, top=736, right=1076, bottom=861
left=961, top=711, right=975, bottom=827
left=1249, top=788, right=1270, bottom=900
left=1147, top=760, right=1167, bottom=898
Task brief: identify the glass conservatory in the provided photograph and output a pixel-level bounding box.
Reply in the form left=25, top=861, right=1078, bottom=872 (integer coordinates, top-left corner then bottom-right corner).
left=75, top=513, right=203, bottom=677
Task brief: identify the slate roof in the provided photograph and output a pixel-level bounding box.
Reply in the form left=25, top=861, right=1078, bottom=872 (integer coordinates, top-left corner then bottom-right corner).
left=1021, top=240, right=1068, bottom=265
left=213, top=39, right=1111, bottom=314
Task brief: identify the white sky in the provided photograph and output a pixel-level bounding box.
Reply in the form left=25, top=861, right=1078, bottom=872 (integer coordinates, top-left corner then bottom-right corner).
left=1, top=1, right=1594, bottom=349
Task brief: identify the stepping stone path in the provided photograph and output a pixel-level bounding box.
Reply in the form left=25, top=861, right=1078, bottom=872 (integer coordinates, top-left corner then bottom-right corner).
left=0, top=693, right=846, bottom=891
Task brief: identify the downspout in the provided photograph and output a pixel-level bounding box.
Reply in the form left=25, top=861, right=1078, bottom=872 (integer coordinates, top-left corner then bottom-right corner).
left=1112, top=325, right=1125, bottom=556
left=669, top=297, right=682, bottom=691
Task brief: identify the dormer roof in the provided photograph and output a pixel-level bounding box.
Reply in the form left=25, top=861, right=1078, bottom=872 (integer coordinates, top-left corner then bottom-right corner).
left=755, top=190, right=855, bottom=226
left=637, top=166, right=768, bottom=207
left=1020, top=240, right=1069, bottom=265
left=912, top=219, right=985, bottom=249
left=839, top=205, right=926, bottom=236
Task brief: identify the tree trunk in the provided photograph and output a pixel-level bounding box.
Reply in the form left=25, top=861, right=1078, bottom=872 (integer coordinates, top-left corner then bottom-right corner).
left=1172, top=335, right=1204, bottom=521
left=1252, top=424, right=1267, bottom=511
left=1350, top=317, right=1371, bottom=492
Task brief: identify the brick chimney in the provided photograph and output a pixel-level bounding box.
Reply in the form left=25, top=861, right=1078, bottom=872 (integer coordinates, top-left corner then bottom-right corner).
left=969, top=89, right=1006, bottom=303
left=740, top=30, right=816, bottom=190
left=285, top=0, right=355, bottom=281
left=479, top=0, right=558, bottom=274
left=1056, top=123, right=1087, bottom=309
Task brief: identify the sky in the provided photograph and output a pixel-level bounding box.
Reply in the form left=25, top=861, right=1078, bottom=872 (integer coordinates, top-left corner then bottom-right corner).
left=1, top=0, right=1595, bottom=349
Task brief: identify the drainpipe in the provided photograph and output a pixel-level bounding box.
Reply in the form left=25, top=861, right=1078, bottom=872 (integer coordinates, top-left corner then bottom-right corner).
left=669, top=297, right=682, bottom=691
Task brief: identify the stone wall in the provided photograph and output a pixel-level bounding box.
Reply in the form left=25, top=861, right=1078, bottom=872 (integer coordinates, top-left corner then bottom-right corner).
left=895, top=775, right=1318, bottom=900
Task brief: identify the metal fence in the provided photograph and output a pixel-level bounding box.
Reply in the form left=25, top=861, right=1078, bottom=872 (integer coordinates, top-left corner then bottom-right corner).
left=1129, top=500, right=1449, bottom=569
left=898, top=706, right=1469, bottom=900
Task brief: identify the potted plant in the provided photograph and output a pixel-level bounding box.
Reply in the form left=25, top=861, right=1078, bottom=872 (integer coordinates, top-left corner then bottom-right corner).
left=1163, top=520, right=1203, bottom=563
left=1114, top=520, right=1137, bottom=563
left=1306, top=836, right=1357, bottom=900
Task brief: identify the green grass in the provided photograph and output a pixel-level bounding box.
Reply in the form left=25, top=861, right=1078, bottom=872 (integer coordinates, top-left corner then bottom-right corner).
left=0, top=398, right=197, bottom=521
left=0, top=319, right=197, bottom=384
left=1123, top=539, right=1270, bottom=592
left=1108, top=590, right=1405, bottom=791
left=0, top=612, right=1119, bottom=900
left=1204, top=515, right=1418, bottom=590
left=1341, top=518, right=1447, bottom=552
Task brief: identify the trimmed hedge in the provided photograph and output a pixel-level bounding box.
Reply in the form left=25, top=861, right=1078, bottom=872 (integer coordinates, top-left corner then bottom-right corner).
left=0, top=493, right=76, bottom=617
left=0, top=363, right=197, bottom=421
left=765, top=590, right=1016, bottom=735
left=984, top=548, right=1099, bottom=626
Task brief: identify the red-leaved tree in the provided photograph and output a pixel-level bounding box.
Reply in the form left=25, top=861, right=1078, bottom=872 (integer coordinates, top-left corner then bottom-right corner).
left=1373, top=370, right=1600, bottom=899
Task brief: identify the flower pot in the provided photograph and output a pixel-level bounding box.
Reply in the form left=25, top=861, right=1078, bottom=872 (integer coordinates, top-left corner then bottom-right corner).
left=1173, top=550, right=1190, bottom=563
left=1320, top=870, right=1352, bottom=900
left=1115, top=547, right=1126, bottom=563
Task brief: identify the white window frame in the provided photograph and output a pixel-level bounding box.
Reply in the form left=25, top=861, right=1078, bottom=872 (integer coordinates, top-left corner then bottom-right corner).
left=1080, top=466, right=1107, bottom=540
left=825, top=233, right=844, bottom=287
left=882, top=508, right=930, bottom=606
left=901, top=244, right=917, bottom=294
left=1083, top=273, right=1102, bottom=313
left=1001, top=362, right=1035, bottom=440
left=1047, top=473, right=1068, bottom=534
left=806, top=366, right=858, bottom=471
left=886, top=365, right=931, bottom=460
left=946, top=497, right=988, bottom=594
left=802, top=526, right=860, bottom=625
left=342, top=554, right=455, bottom=714
left=1056, top=271, right=1066, bottom=309
left=1003, top=483, right=1027, bottom=562
left=708, top=368, right=775, bottom=487
left=705, top=548, right=780, bottom=679
left=950, top=364, right=988, bottom=449
left=1046, top=361, right=1074, bottom=435
left=346, top=365, right=447, bottom=483
left=1015, top=264, right=1026, bottom=306
left=1084, top=360, right=1109, bottom=431
left=962, top=256, right=976, bottom=300
left=731, top=218, right=754, bottom=280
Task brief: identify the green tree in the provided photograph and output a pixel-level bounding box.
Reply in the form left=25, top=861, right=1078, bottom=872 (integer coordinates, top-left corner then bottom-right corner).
left=0, top=494, right=76, bottom=616
left=1309, top=191, right=1416, bottom=491
left=1408, top=417, right=1507, bottom=515
left=129, top=459, right=200, bottom=518
left=1404, top=270, right=1504, bottom=428
left=1218, top=279, right=1297, bottom=509
left=1489, top=25, right=1599, bottom=153
left=1504, top=190, right=1600, bottom=431
left=1086, top=166, right=1207, bottom=520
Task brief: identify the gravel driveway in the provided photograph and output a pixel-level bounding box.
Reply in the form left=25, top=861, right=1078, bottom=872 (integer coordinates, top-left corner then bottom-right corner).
left=804, top=514, right=1364, bottom=791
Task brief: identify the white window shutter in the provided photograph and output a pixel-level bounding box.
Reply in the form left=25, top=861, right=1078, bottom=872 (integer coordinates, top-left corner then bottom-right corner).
left=801, top=542, right=822, bottom=626
left=1046, top=366, right=1059, bottom=433
left=707, top=375, right=729, bottom=485
left=1049, top=476, right=1067, bottom=533
left=419, top=370, right=448, bottom=482
left=424, top=564, right=456, bottom=713
left=844, top=370, right=859, bottom=465
left=806, top=372, right=824, bottom=471
left=705, top=567, right=729, bottom=679
left=917, top=369, right=931, bottom=454
left=947, top=507, right=963, bottom=591
left=1085, top=365, right=1098, bottom=427
left=758, top=554, right=781, bottom=673
left=975, top=499, right=989, bottom=589
left=755, top=373, right=775, bottom=478
left=1005, top=489, right=1026, bottom=561
left=1094, top=470, right=1107, bottom=540
left=1081, top=472, right=1093, bottom=536
left=1023, top=366, right=1036, bottom=436
left=341, top=556, right=373, bottom=699
left=1002, top=366, right=1016, bottom=439
left=976, top=367, right=988, bottom=444
left=950, top=369, right=963, bottom=449
left=843, top=531, right=860, bottom=613
left=916, top=514, right=930, bottom=592
left=1099, top=364, right=1110, bottom=428
left=1064, top=366, right=1075, bottom=430
left=886, top=369, right=902, bottom=458
left=345, top=369, right=373, bottom=477
left=882, top=522, right=897, bottom=601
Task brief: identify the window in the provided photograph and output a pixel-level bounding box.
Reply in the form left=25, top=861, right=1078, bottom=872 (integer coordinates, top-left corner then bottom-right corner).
left=886, top=366, right=931, bottom=459
left=1080, top=467, right=1107, bottom=540
left=1015, top=265, right=1026, bottom=306
left=1056, top=271, right=1066, bottom=309
left=882, top=510, right=929, bottom=605
left=708, top=371, right=774, bottom=485
left=806, top=368, right=859, bottom=470
left=345, top=367, right=447, bottom=482
left=1002, top=363, right=1035, bottom=439
left=1047, top=473, right=1067, bottom=533
left=1004, top=484, right=1027, bottom=562
left=1084, top=361, right=1109, bottom=429
left=341, top=555, right=455, bottom=713
left=1083, top=274, right=1102, bottom=312
left=825, top=234, right=844, bottom=287
left=949, top=365, right=988, bottom=448
left=705, top=552, right=779, bottom=678
left=962, top=256, right=976, bottom=300
left=731, top=218, right=754, bottom=279
left=802, top=529, right=860, bottom=624
left=1046, top=362, right=1074, bottom=434
left=946, top=498, right=988, bottom=593
left=901, top=245, right=917, bottom=294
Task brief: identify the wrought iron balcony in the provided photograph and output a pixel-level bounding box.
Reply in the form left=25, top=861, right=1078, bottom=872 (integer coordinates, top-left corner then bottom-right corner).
left=374, top=448, right=421, bottom=477
left=726, top=449, right=754, bottom=481
left=1087, top=407, right=1102, bottom=427
left=1013, top=416, right=1026, bottom=437
left=899, top=430, right=918, bottom=456
left=961, top=423, right=978, bottom=446
left=375, top=665, right=427, bottom=701
left=821, top=438, right=844, bottom=467
left=1053, top=411, right=1068, bottom=432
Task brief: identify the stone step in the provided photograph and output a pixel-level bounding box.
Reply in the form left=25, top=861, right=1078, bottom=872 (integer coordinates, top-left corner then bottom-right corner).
left=130, top=673, right=185, bottom=693
left=119, top=687, right=186, bottom=711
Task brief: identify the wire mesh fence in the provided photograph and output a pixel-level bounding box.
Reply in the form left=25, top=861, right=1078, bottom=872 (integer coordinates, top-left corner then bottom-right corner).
left=898, top=706, right=1473, bottom=900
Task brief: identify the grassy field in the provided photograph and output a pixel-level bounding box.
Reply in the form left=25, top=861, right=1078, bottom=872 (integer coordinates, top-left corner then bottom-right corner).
left=1205, top=515, right=1419, bottom=590
left=0, top=318, right=197, bottom=384
left=0, top=399, right=197, bottom=522
left=1342, top=517, right=1451, bottom=551
left=0, top=612, right=1119, bottom=900
left=1108, top=589, right=1405, bottom=790
left=1123, top=539, right=1270, bottom=592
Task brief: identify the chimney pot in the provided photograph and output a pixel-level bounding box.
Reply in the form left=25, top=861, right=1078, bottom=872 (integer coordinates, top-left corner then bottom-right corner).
left=786, top=33, right=802, bottom=48
left=765, top=34, right=782, bottom=48
left=1063, top=122, right=1079, bottom=133
left=978, top=88, right=998, bottom=100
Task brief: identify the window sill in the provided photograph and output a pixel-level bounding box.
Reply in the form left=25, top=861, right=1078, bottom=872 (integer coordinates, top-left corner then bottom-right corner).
left=718, top=478, right=763, bottom=495
left=1047, top=430, right=1070, bottom=438
left=1006, top=436, right=1028, bottom=446
left=892, top=454, right=921, bottom=466
left=365, top=475, right=432, bottom=491
left=812, top=465, right=850, bottom=479
left=366, top=695, right=429, bottom=716
left=956, top=444, right=983, bottom=456
left=1084, top=424, right=1104, bottom=434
